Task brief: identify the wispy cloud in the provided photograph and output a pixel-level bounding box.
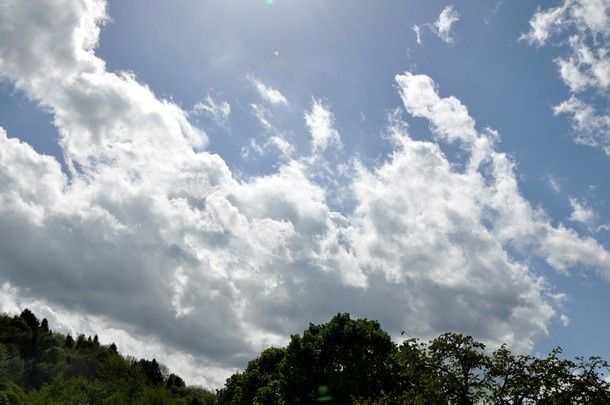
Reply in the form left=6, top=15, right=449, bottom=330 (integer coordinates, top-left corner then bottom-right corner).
left=547, top=174, right=562, bottom=194
left=484, top=1, right=504, bottom=25
left=249, top=76, right=288, bottom=105
left=569, top=197, right=597, bottom=227
left=522, top=0, right=610, bottom=155
left=414, top=5, right=460, bottom=45
left=412, top=24, right=422, bottom=44
left=192, top=94, right=231, bottom=125
left=431, top=5, right=460, bottom=44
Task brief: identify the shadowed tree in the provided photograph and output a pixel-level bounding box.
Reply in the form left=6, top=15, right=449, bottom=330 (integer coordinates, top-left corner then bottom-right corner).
left=279, top=313, right=396, bottom=404
left=40, top=319, right=49, bottom=334
left=64, top=335, right=74, bottom=349
left=422, top=333, right=489, bottom=405
left=19, top=310, right=39, bottom=332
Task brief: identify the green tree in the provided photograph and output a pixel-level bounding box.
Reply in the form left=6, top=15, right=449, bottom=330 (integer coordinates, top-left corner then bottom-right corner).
left=279, top=313, right=396, bottom=404
left=424, top=333, right=489, bottom=404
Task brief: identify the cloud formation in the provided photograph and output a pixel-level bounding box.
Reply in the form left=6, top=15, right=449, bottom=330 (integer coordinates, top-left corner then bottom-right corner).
left=192, top=94, right=231, bottom=126
left=569, top=197, right=596, bottom=227
left=304, top=100, right=342, bottom=152
left=523, top=0, right=610, bottom=155
left=432, top=5, right=460, bottom=44
left=412, top=24, right=422, bottom=44
left=250, top=76, right=289, bottom=106
left=1, top=0, right=609, bottom=389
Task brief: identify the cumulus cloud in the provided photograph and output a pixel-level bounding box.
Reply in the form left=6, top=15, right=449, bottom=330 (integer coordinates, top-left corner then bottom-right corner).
left=304, top=100, right=342, bottom=152
left=523, top=0, right=610, bottom=155
left=431, top=5, right=460, bottom=44
left=1, top=0, right=609, bottom=389
left=250, top=76, right=288, bottom=105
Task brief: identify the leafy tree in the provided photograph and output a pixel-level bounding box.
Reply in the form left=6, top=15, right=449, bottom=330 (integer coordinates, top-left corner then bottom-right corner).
left=486, top=344, right=532, bottom=404
left=0, top=310, right=217, bottom=404
left=280, top=313, right=397, bottom=404
left=218, top=346, right=285, bottom=404
left=392, top=338, right=445, bottom=403
left=426, top=333, right=489, bottom=404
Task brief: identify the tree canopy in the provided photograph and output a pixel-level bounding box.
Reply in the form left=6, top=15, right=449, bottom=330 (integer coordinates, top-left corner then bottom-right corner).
left=2, top=309, right=609, bottom=404
left=218, top=313, right=610, bottom=404
left=0, top=309, right=216, bottom=404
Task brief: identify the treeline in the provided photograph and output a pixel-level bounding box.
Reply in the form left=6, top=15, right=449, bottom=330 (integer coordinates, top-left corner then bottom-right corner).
left=2, top=310, right=609, bottom=404
left=218, top=313, right=610, bottom=404
left=0, top=309, right=216, bottom=404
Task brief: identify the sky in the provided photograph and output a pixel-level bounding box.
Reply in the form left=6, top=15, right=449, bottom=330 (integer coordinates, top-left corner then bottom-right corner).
left=0, top=0, right=609, bottom=388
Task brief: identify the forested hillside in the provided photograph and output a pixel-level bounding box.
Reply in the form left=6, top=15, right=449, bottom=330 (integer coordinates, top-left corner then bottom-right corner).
left=2, top=310, right=609, bottom=404
left=0, top=310, right=216, bottom=404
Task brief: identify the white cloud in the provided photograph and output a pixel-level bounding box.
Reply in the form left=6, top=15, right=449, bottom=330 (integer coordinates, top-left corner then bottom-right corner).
left=243, top=103, right=294, bottom=159
left=304, top=100, right=342, bottom=152
left=568, top=196, right=610, bottom=232
left=192, top=94, right=231, bottom=125
left=484, top=1, right=504, bottom=26
left=547, top=174, right=562, bottom=194
left=556, top=36, right=610, bottom=93
left=523, top=0, right=610, bottom=155
left=554, top=96, right=610, bottom=154
left=521, top=0, right=610, bottom=46
left=250, top=76, right=288, bottom=105
left=0, top=0, right=609, bottom=389
left=432, top=5, right=460, bottom=44
left=412, top=24, right=422, bottom=44
left=569, top=197, right=597, bottom=227
left=560, top=313, right=571, bottom=327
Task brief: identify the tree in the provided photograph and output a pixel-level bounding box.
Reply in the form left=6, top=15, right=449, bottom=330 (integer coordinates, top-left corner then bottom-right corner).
left=217, top=346, right=285, bottom=404
left=65, top=335, right=74, bottom=349
left=40, top=319, right=49, bottom=334
left=139, top=358, right=164, bottom=386
left=487, top=344, right=532, bottom=404
left=75, top=334, right=86, bottom=350
left=392, top=338, right=445, bottom=403
left=166, top=373, right=186, bottom=389
left=0, top=310, right=218, bottom=404
left=19, top=309, right=39, bottom=332
left=414, top=333, right=488, bottom=404
left=285, top=313, right=397, bottom=403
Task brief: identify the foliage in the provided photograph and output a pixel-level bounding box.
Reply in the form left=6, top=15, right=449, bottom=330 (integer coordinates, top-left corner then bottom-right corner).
left=3, top=308, right=609, bottom=404
left=0, top=309, right=217, bottom=404
left=219, top=314, right=610, bottom=404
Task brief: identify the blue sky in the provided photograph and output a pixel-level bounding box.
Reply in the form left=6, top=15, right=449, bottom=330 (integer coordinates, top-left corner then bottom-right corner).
left=0, top=0, right=609, bottom=386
